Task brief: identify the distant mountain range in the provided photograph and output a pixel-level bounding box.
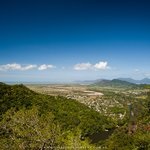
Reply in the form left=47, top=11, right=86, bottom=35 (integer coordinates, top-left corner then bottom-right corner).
left=118, top=78, right=150, bottom=84
left=90, top=79, right=137, bottom=88
left=76, top=78, right=150, bottom=85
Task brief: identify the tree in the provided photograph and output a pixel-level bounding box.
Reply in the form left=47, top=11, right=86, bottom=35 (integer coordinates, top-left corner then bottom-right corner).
left=0, top=106, right=63, bottom=150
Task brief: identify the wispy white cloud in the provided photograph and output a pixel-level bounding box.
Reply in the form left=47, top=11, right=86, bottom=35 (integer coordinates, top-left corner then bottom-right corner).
left=21, top=65, right=37, bottom=70
left=74, top=61, right=110, bottom=71
left=38, top=64, right=55, bottom=70
left=0, top=63, right=37, bottom=71
left=0, top=63, right=21, bottom=71
left=94, top=61, right=109, bottom=70
left=74, top=63, right=92, bottom=70
left=0, top=63, right=55, bottom=71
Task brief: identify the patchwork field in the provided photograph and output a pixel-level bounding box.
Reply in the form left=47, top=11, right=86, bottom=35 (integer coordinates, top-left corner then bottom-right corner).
left=27, top=83, right=149, bottom=124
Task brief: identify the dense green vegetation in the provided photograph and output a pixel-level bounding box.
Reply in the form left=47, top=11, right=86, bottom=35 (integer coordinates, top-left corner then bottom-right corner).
left=102, top=92, right=150, bottom=150
left=0, top=83, right=150, bottom=149
left=0, top=83, right=112, bottom=149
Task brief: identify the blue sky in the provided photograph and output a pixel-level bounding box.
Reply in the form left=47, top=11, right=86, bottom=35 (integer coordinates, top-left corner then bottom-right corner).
left=0, top=0, right=150, bottom=82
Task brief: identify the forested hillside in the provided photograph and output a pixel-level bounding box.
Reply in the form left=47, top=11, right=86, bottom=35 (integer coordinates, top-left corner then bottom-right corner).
left=0, top=83, right=150, bottom=149
left=90, top=79, right=138, bottom=89
left=0, top=83, right=112, bottom=149
left=103, top=93, right=150, bottom=150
